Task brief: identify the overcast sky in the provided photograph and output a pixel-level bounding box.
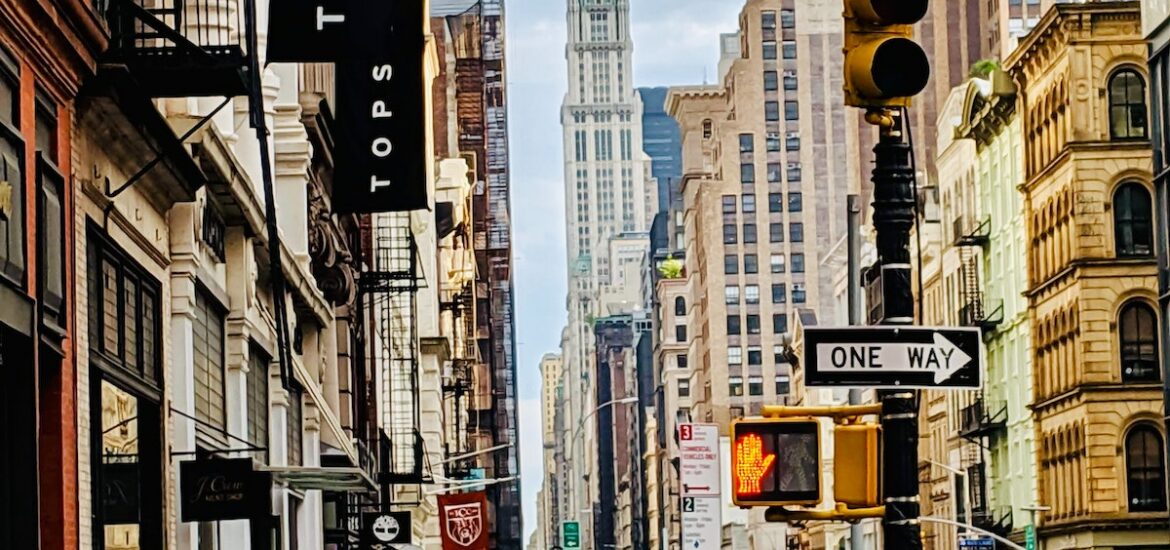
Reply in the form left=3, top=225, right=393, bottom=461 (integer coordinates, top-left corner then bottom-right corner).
left=507, top=0, right=745, bottom=542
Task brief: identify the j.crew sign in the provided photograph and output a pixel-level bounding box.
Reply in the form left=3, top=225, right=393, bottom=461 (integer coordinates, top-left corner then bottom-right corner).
left=180, top=458, right=259, bottom=522
left=268, top=0, right=428, bottom=214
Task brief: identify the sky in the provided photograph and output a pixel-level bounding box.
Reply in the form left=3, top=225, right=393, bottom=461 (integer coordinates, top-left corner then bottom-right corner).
left=506, top=0, right=746, bottom=543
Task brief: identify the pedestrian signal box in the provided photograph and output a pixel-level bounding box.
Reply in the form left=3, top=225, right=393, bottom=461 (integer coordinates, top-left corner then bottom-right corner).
left=731, top=418, right=822, bottom=507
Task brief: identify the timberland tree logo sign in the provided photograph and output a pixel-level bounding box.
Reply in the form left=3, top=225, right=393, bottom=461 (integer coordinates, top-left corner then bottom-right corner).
left=438, top=492, right=488, bottom=550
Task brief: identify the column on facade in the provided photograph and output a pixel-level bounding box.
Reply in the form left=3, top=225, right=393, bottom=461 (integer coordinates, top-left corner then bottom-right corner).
left=168, top=206, right=201, bottom=549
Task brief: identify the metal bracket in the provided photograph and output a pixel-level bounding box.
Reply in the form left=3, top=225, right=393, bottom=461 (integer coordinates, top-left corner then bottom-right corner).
left=765, top=503, right=886, bottom=523
left=106, top=96, right=232, bottom=199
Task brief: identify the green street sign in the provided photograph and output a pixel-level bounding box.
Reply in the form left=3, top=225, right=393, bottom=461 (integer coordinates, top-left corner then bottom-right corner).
left=563, top=521, right=580, bottom=549
left=1025, top=525, right=1036, bottom=550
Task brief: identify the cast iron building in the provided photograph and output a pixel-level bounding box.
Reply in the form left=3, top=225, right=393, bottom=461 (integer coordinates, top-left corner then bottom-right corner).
left=433, top=1, right=523, bottom=546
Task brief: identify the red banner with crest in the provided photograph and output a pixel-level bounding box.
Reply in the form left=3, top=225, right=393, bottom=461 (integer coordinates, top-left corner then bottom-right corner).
left=438, top=492, right=488, bottom=550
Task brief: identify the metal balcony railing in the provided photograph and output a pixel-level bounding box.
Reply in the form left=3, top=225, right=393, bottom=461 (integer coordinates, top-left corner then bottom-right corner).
left=954, top=216, right=991, bottom=247
left=960, top=398, right=1007, bottom=439
left=971, top=506, right=1013, bottom=538
left=104, top=0, right=250, bottom=97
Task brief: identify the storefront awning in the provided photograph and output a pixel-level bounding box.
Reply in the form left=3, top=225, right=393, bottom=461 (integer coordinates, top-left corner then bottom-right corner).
left=260, top=466, right=376, bottom=492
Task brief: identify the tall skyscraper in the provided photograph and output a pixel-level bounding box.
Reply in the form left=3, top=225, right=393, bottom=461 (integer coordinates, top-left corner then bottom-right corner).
left=638, top=86, right=683, bottom=213
left=559, top=2, right=654, bottom=548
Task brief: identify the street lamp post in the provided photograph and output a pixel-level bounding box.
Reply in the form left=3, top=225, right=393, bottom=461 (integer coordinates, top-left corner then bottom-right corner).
left=563, top=396, right=640, bottom=550
left=924, top=459, right=972, bottom=539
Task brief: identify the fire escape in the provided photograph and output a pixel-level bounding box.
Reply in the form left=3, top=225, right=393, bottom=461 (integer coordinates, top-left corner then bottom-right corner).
left=955, top=216, right=1003, bottom=331
left=442, top=282, right=477, bottom=479
left=361, top=215, right=425, bottom=493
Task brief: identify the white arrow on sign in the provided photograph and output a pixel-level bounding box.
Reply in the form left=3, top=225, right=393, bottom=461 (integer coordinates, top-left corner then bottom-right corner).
left=816, top=332, right=974, bottom=384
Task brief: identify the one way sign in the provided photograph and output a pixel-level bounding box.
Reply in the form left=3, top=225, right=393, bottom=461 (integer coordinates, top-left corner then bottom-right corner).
left=802, top=327, right=983, bottom=389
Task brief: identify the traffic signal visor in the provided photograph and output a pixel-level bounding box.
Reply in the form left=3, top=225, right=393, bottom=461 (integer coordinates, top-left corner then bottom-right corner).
left=834, top=423, right=882, bottom=507
left=843, top=0, right=931, bottom=108
left=731, top=418, right=822, bottom=507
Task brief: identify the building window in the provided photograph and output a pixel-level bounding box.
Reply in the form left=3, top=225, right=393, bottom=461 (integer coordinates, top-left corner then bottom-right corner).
left=789, top=192, right=803, bottom=212
left=1125, top=425, right=1167, bottom=512
left=761, top=10, right=777, bottom=29
left=675, top=324, right=688, bottom=343
left=724, top=224, right=738, bottom=245
left=201, top=203, right=227, bottom=261
left=772, top=284, right=787, bottom=304
left=774, top=345, right=786, bottom=364
left=771, top=254, right=786, bottom=273
left=678, top=379, right=691, bottom=398
left=725, top=254, right=739, bottom=275
left=746, top=315, right=761, bottom=335
left=773, top=313, right=788, bottom=334
left=766, top=134, right=782, bottom=153
left=729, top=376, right=744, bottom=396
left=1109, top=69, right=1148, bottom=140
left=790, top=223, right=804, bottom=243
left=739, top=133, right=754, bottom=153
left=769, top=193, right=783, bottom=213
left=1120, top=301, right=1160, bottom=382
left=675, top=297, right=687, bottom=317
left=793, top=283, right=807, bottom=304
left=743, top=194, right=757, bottom=213
left=741, top=163, right=756, bottom=183
left=764, top=71, right=778, bottom=91
left=791, top=253, right=805, bottom=273
left=248, top=349, right=270, bottom=455
left=745, top=285, right=760, bottom=304
left=193, top=291, right=227, bottom=433
left=1114, top=182, right=1153, bottom=257
left=725, top=286, right=740, bottom=304
left=727, top=315, right=742, bottom=335
left=38, top=153, right=65, bottom=329
left=703, top=119, right=713, bottom=139
left=748, top=375, right=764, bottom=396
left=728, top=347, right=743, bottom=366
left=288, top=383, right=304, bottom=466
left=785, top=101, right=799, bottom=121
left=0, top=54, right=24, bottom=284
left=765, top=101, right=780, bottom=121
left=767, top=162, right=782, bottom=183
left=780, top=9, right=795, bottom=28
left=782, top=41, right=797, bottom=59
left=89, top=229, right=161, bottom=383
left=787, top=162, right=802, bottom=183
left=678, top=355, right=688, bottom=370
left=763, top=42, right=778, bottom=60
left=783, top=70, right=798, bottom=91
left=786, top=133, right=800, bottom=151
left=775, top=374, right=791, bottom=395
left=723, top=194, right=737, bottom=214
left=743, top=224, right=758, bottom=244
left=744, top=254, right=759, bottom=274
left=770, top=223, right=785, bottom=243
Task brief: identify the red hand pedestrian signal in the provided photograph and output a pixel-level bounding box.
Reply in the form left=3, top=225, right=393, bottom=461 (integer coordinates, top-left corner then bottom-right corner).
left=734, top=433, right=776, bottom=496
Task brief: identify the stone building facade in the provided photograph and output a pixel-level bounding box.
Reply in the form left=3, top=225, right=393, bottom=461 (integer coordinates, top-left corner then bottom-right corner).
left=1005, top=2, right=1169, bottom=547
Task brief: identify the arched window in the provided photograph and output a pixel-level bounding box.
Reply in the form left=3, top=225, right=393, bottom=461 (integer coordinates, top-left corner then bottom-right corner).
left=1126, top=425, right=1167, bottom=512
left=1119, top=301, right=1159, bottom=382
left=1114, top=183, right=1153, bottom=257
left=1109, top=69, right=1148, bottom=140
left=674, top=297, right=686, bottom=316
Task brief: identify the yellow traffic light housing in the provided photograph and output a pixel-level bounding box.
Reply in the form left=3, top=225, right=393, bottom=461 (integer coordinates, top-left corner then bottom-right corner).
left=731, top=418, right=822, bottom=507
left=843, top=0, right=931, bottom=108
left=834, top=423, right=882, bottom=507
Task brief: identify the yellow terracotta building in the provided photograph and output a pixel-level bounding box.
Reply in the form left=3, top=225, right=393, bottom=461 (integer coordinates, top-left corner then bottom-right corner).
left=1005, top=2, right=1169, bottom=547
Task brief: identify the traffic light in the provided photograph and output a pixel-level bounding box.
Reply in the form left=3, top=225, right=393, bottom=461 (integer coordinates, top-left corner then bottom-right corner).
left=833, top=423, right=882, bottom=507
left=843, top=0, right=931, bottom=108
left=731, top=418, right=822, bottom=507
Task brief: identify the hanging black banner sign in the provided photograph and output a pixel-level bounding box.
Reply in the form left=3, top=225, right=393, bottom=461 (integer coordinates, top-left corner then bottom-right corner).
left=267, top=0, right=350, bottom=63
left=180, top=458, right=263, bottom=522
left=362, top=511, right=412, bottom=547
left=332, top=0, right=428, bottom=213
left=101, top=459, right=141, bottom=524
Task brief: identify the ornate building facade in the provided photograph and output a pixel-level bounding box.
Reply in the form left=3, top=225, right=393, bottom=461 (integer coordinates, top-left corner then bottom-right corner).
left=1005, top=2, right=1169, bottom=547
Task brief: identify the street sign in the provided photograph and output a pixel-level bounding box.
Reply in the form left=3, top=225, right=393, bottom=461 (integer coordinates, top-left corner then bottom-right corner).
left=1025, top=525, right=1036, bottom=550
left=562, top=521, right=580, bottom=549
left=681, top=496, right=720, bottom=550
left=802, top=326, right=983, bottom=389
left=678, top=424, right=720, bottom=496
left=959, top=536, right=995, bottom=550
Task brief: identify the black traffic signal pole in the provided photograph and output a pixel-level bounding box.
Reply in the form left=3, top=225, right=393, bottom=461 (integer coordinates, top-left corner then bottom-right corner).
left=869, top=113, right=923, bottom=550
